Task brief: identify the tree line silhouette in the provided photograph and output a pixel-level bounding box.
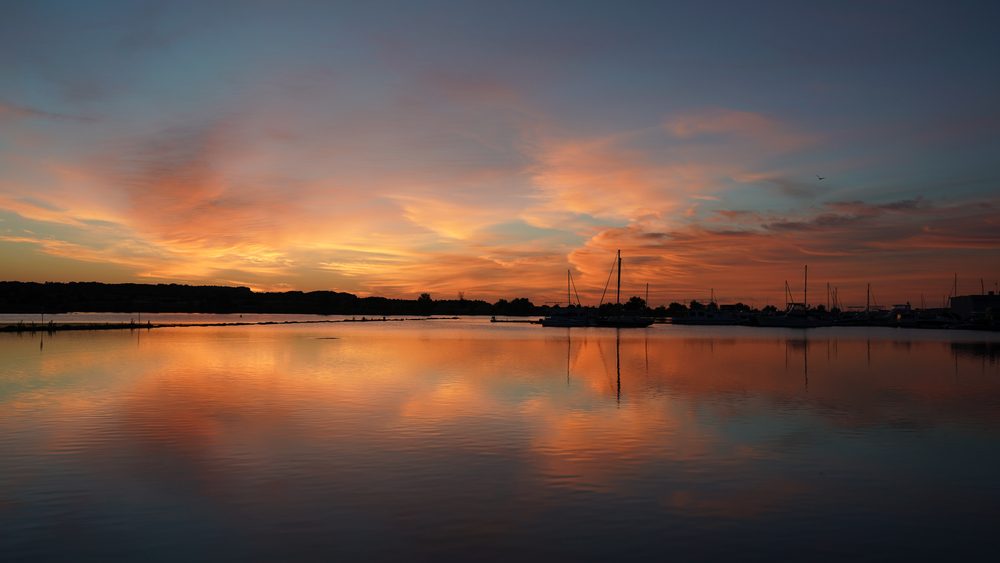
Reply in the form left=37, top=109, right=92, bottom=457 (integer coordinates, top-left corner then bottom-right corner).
left=0, top=281, right=736, bottom=317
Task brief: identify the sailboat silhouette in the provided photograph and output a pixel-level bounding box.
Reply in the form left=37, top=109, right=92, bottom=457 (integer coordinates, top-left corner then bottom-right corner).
left=595, top=250, right=653, bottom=328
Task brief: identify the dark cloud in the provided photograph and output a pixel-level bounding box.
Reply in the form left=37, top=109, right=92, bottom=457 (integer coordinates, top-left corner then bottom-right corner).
left=757, top=177, right=818, bottom=199
left=765, top=198, right=933, bottom=232
left=638, top=231, right=671, bottom=240
left=762, top=221, right=806, bottom=231
left=714, top=209, right=757, bottom=219
left=826, top=198, right=927, bottom=215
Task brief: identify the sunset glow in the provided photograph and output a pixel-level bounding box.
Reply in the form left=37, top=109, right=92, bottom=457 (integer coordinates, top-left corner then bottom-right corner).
left=2, top=1, right=998, bottom=306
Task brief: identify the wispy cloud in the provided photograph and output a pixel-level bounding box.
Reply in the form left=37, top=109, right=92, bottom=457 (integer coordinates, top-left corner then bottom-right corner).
left=0, top=100, right=95, bottom=123
left=665, top=108, right=816, bottom=151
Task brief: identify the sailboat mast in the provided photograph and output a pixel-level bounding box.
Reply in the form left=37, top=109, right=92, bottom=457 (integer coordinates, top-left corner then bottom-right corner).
left=567, top=269, right=571, bottom=307
left=616, top=249, right=622, bottom=306
left=804, top=265, right=808, bottom=308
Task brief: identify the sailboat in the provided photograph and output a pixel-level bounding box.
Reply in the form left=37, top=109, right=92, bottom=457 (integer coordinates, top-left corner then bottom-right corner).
left=594, top=250, right=653, bottom=328
left=540, top=269, right=593, bottom=327
left=755, top=265, right=832, bottom=328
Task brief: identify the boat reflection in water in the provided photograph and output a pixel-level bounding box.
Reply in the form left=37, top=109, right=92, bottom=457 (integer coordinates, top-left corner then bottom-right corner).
left=1, top=321, right=999, bottom=560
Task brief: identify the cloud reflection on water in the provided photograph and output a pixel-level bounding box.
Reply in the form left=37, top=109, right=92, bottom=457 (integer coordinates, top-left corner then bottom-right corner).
left=1, top=322, right=999, bottom=559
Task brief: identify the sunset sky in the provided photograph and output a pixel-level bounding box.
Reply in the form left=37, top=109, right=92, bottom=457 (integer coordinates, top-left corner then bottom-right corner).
left=2, top=0, right=998, bottom=307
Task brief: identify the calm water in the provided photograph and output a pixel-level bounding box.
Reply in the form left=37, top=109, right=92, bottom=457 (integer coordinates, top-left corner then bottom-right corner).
left=2, top=318, right=999, bottom=561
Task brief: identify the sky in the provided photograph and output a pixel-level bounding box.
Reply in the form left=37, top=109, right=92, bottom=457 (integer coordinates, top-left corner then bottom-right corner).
left=2, top=0, right=999, bottom=307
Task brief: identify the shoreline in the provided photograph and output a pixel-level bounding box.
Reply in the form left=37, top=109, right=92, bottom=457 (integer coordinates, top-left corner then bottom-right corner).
left=0, top=316, right=461, bottom=333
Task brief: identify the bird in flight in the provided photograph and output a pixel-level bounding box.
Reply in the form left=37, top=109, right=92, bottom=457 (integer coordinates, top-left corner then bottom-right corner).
left=816, top=175, right=825, bottom=180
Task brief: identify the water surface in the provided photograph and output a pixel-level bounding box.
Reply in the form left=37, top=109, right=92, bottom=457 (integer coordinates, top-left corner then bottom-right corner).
left=2, top=319, right=999, bottom=561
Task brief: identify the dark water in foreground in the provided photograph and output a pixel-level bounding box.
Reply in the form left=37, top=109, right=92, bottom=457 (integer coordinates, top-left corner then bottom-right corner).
left=2, top=318, right=999, bottom=561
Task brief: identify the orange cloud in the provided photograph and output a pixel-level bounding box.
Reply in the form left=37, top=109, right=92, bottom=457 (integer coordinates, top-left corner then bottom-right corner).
left=2, top=95, right=995, bottom=305
left=392, top=195, right=509, bottom=240
left=563, top=197, right=1000, bottom=306
left=528, top=135, right=703, bottom=223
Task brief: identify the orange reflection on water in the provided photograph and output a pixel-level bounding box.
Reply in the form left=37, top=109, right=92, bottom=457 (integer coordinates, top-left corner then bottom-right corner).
left=2, top=323, right=999, bottom=528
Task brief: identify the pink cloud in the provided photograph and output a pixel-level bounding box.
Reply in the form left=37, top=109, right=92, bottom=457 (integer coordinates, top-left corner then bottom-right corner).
left=665, top=108, right=816, bottom=151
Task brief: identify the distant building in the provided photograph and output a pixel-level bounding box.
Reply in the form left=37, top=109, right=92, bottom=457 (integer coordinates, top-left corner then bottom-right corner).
left=949, top=293, right=1000, bottom=320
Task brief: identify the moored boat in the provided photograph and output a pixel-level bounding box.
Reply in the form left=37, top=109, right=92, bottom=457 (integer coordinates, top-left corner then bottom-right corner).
left=595, top=250, right=653, bottom=328
left=752, top=267, right=831, bottom=328
left=540, top=270, right=595, bottom=327
left=754, top=303, right=832, bottom=328
left=540, top=306, right=594, bottom=327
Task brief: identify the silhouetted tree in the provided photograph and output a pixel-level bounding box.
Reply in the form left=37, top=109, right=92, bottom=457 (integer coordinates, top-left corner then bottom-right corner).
left=0, top=282, right=549, bottom=317
left=508, top=297, right=534, bottom=315
left=493, top=298, right=510, bottom=315
left=417, top=292, right=433, bottom=315
left=666, top=302, right=687, bottom=317
left=624, top=296, right=647, bottom=313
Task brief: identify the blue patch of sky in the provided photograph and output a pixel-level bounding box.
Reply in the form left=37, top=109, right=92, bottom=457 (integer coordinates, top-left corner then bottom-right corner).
left=484, top=220, right=585, bottom=246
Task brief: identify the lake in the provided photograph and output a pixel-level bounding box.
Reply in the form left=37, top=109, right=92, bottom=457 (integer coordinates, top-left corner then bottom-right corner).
left=2, top=317, right=999, bottom=561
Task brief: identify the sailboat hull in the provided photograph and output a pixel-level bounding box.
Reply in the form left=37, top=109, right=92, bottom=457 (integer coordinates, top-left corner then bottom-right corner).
left=540, top=315, right=592, bottom=327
